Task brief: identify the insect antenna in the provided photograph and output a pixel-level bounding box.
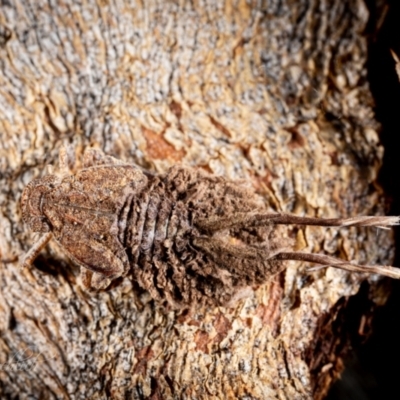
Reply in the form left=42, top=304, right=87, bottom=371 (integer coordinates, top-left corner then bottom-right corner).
left=273, top=252, right=400, bottom=279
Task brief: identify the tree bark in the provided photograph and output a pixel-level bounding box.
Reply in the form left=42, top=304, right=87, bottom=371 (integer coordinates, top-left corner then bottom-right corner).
left=0, top=1, right=394, bottom=399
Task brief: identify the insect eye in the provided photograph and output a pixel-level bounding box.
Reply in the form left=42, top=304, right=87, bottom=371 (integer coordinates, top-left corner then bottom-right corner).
left=28, top=190, right=46, bottom=217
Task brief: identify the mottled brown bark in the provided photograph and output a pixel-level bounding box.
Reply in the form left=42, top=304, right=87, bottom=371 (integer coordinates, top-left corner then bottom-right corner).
left=0, top=1, right=394, bottom=399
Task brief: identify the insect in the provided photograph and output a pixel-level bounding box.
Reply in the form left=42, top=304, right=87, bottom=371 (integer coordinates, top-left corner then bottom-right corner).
left=21, top=147, right=400, bottom=308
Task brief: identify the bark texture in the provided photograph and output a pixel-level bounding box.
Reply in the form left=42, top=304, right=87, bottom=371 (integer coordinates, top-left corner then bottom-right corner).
left=0, top=1, right=394, bottom=399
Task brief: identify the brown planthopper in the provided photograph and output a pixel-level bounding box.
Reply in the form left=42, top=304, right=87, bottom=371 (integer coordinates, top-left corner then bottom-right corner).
left=20, top=147, right=400, bottom=308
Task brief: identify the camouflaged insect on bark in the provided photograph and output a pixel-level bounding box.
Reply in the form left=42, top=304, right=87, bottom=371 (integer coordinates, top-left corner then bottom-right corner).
left=21, top=148, right=400, bottom=309
left=21, top=148, right=289, bottom=308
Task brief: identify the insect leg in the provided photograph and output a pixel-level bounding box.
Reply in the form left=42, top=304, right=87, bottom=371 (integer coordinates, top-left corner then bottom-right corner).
left=195, top=213, right=399, bottom=232
left=192, top=236, right=285, bottom=261
left=21, top=232, right=52, bottom=269
left=193, top=236, right=260, bottom=259
left=80, top=268, right=112, bottom=290
left=91, top=273, right=112, bottom=289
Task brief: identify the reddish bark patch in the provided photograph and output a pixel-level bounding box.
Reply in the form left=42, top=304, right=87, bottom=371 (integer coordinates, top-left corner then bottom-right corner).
left=209, top=116, right=231, bottom=138
left=200, top=164, right=214, bottom=174
left=212, top=312, right=232, bottom=345
left=142, top=127, right=185, bottom=161
left=195, top=313, right=231, bottom=353
left=242, top=317, right=253, bottom=329
left=255, top=278, right=283, bottom=333
left=251, top=171, right=275, bottom=192
left=287, top=126, right=305, bottom=148
left=185, top=318, right=201, bottom=327
left=194, top=330, right=210, bottom=354
left=169, top=100, right=182, bottom=120
left=176, top=309, right=198, bottom=325
left=327, top=151, right=339, bottom=166
left=133, top=346, right=154, bottom=375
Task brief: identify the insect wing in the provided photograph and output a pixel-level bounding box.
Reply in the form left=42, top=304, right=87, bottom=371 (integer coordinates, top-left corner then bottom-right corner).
left=76, top=165, right=148, bottom=197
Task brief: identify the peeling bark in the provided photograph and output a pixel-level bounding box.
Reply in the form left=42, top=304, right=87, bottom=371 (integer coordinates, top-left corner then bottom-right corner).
left=0, top=1, right=394, bottom=399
